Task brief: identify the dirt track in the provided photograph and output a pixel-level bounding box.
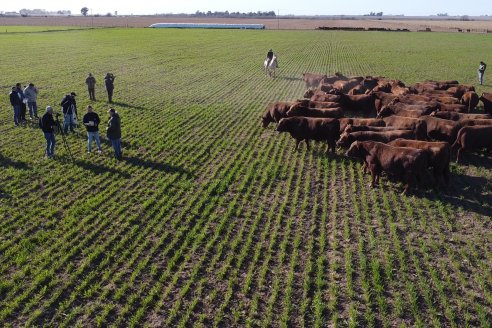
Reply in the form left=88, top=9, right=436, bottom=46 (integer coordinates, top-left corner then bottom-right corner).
left=1, top=16, right=492, bottom=32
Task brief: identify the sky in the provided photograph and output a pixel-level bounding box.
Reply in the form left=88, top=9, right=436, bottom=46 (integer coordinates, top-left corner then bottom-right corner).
left=1, top=0, right=490, bottom=17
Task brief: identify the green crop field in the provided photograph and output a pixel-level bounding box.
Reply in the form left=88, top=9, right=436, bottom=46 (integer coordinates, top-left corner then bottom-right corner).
left=0, top=28, right=491, bottom=327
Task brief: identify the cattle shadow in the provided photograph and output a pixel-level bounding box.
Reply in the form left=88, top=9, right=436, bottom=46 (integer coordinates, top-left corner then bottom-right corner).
left=0, top=153, right=30, bottom=170
left=453, top=152, right=492, bottom=169
left=73, top=159, right=132, bottom=178
left=124, top=156, right=192, bottom=177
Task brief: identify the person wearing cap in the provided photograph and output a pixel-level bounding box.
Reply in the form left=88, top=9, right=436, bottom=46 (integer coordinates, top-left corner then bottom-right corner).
left=478, top=61, right=487, bottom=85
left=83, top=105, right=102, bottom=154
left=106, top=108, right=122, bottom=160
left=23, top=83, right=39, bottom=119
left=60, top=92, right=78, bottom=133
left=40, top=106, right=56, bottom=158
left=104, top=73, right=115, bottom=103
left=86, top=73, right=96, bottom=101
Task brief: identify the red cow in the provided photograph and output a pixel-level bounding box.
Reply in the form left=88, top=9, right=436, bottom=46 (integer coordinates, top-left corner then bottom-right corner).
left=383, top=116, right=427, bottom=140
left=460, top=91, right=480, bottom=112
left=430, top=111, right=492, bottom=121
left=276, top=117, right=340, bottom=153
left=452, top=125, right=492, bottom=162
left=303, top=73, right=327, bottom=88
left=261, top=102, right=292, bottom=128
left=336, top=129, right=416, bottom=149
left=388, top=138, right=451, bottom=187
left=346, top=140, right=428, bottom=194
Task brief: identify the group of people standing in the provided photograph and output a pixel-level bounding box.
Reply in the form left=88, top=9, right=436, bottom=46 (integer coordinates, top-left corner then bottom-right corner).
left=85, top=72, right=116, bottom=103
left=9, top=71, right=122, bottom=160
left=40, top=104, right=122, bottom=160
left=9, top=83, right=39, bottom=126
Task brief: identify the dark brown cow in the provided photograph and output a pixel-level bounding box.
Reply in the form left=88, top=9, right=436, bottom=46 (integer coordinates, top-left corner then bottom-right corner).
left=336, top=129, right=416, bottom=148
left=377, top=100, right=436, bottom=118
left=419, top=116, right=461, bottom=142
left=287, top=105, right=344, bottom=119
left=458, top=118, right=492, bottom=128
left=480, top=92, right=492, bottom=114
left=346, top=140, right=428, bottom=194
left=322, top=72, right=348, bottom=84
left=333, top=78, right=362, bottom=93
left=261, top=102, right=292, bottom=128
left=339, top=118, right=385, bottom=132
left=344, top=124, right=411, bottom=133
left=308, top=101, right=342, bottom=109
left=339, top=93, right=377, bottom=116
left=446, top=85, right=475, bottom=98
left=436, top=96, right=461, bottom=105
left=388, top=138, right=451, bottom=187
left=276, top=117, right=340, bottom=153
left=303, top=73, right=327, bottom=88
left=310, top=93, right=343, bottom=103
left=452, top=125, right=492, bottom=162
left=460, top=91, right=480, bottom=112
left=437, top=103, right=468, bottom=113
left=430, top=111, right=492, bottom=121
left=348, top=84, right=368, bottom=95
left=382, top=116, right=427, bottom=140
left=372, top=91, right=398, bottom=111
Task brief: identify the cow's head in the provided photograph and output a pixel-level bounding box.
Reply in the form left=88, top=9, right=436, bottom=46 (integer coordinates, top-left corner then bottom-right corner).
left=376, top=106, right=392, bottom=119
left=276, top=118, right=289, bottom=132
left=303, top=89, right=314, bottom=98
left=346, top=141, right=365, bottom=158
left=336, top=131, right=351, bottom=148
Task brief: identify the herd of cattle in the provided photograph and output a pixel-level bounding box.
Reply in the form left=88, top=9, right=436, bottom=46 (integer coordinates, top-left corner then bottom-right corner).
left=262, top=72, right=492, bottom=193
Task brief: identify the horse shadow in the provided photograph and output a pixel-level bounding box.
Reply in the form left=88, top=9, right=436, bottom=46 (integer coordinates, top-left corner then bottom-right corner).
left=0, top=153, right=30, bottom=170
left=124, top=155, right=193, bottom=178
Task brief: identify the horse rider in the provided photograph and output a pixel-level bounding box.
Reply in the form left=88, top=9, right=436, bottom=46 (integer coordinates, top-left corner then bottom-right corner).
left=266, top=49, right=278, bottom=68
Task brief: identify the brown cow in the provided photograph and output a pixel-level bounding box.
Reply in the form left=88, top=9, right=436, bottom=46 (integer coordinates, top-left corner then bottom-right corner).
left=430, top=111, right=492, bottom=121
left=346, top=140, right=428, bottom=194
left=336, top=129, right=416, bottom=148
left=287, top=105, right=344, bottom=119
left=419, top=116, right=461, bottom=142
left=372, top=91, right=398, bottom=111
left=458, top=118, right=492, bottom=128
left=480, top=92, right=492, bottom=114
left=339, top=93, right=377, bottom=116
left=388, top=138, right=451, bottom=187
left=303, top=73, right=327, bottom=88
left=460, top=91, right=480, bottom=112
left=377, top=100, right=436, bottom=118
left=452, top=125, right=492, bottom=162
left=339, top=118, right=385, bottom=132
left=383, top=116, right=427, bottom=140
left=447, top=85, right=475, bottom=98
left=261, top=102, right=292, bottom=128
left=437, top=103, right=468, bottom=113
left=276, top=117, right=340, bottom=153
left=310, top=93, right=343, bottom=103
left=344, top=124, right=411, bottom=133
left=322, top=72, right=348, bottom=84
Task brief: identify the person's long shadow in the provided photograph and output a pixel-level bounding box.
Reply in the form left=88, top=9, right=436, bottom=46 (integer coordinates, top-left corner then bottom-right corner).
left=109, top=101, right=148, bottom=111
left=73, top=159, right=132, bottom=178
left=124, top=156, right=193, bottom=178
left=0, top=153, right=30, bottom=170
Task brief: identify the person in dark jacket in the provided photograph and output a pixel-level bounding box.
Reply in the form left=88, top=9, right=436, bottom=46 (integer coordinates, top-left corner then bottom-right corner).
left=104, top=73, right=115, bottom=103
left=15, top=83, right=27, bottom=123
left=478, top=61, right=487, bottom=85
left=266, top=49, right=278, bottom=68
left=86, top=73, right=96, bottom=101
left=106, top=108, right=122, bottom=160
left=9, top=86, right=22, bottom=126
left=83, top=105, right=102, bottom=153
left=40, top=106, right=56, bottom=158
left=60, top=92, right=77, bottom=133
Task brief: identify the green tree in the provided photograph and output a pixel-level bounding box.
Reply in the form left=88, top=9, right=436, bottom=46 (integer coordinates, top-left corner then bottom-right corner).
left=81, top=7, right=89, bottom=16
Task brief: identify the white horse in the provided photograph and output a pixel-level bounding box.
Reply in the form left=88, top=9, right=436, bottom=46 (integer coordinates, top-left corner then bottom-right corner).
left=264, top=54, right=278, bottom=78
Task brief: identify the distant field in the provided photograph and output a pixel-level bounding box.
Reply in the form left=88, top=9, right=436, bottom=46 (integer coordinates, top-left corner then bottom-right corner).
left=0, top=25, right=90, bottom=33
left=0, top=28, right=491, bottom=327
left=2, top=16, right=492, bottom=32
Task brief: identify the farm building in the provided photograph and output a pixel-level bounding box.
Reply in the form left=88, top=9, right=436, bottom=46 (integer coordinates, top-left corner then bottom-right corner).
left=149, top=22, right=265, bottom=29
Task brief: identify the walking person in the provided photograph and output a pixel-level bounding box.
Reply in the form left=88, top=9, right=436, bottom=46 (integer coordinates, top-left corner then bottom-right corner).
left=60, top=92, right=78, bottom=133
left=83, top=105, right=102, bottom=154
left=9, top=86, right=22, bottom=126
left=40, top=106, right=56, bottom=158
left=106, top=108, right=122, bottom=160
left=23, top=83, right=39, bottom=119
left=86, top=73, right=96, bottom=101
left=104, top=73, right=115, bottom=103
left=478, top=61, right=487, bottom=85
